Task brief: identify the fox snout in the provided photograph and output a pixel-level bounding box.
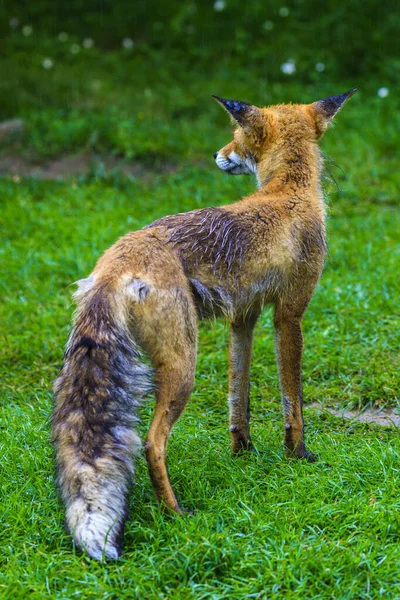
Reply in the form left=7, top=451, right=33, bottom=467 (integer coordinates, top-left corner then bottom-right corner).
left=213, top=150, right=237, bottom=174
left=214, top=146, right=254, bottom=176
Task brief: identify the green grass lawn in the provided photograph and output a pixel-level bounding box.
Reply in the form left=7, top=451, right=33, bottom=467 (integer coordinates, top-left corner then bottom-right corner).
left=1, top=150, right=399, bottom=597
left=1, top=19, right=400, bottom=598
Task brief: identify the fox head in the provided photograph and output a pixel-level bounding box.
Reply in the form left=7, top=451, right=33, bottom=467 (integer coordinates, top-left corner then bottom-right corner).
left=213, top=90, right=357, bottom=184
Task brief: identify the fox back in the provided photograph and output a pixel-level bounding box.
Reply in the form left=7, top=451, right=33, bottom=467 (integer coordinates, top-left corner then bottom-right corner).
left=53, top=89, right=357, bottom=560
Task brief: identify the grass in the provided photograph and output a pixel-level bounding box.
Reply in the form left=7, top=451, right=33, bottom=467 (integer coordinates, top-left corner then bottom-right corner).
left=1, top=158, right=399, bottom=598
left=1, top=18, right=400, bottom=599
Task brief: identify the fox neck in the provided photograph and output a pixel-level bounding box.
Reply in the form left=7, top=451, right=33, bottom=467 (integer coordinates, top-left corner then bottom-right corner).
left=256, top=140, right=323, bottom=197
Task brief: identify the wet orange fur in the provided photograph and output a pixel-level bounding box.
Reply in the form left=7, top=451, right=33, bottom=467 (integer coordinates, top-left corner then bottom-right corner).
left=53, top=91, right=357, bottom=558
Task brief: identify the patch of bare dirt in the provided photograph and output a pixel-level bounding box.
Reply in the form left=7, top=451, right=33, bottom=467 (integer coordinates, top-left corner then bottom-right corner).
left=307, top=403, right=400, bottom=427
left=0, top=119, right=24, bottom=142
left=0, top=152, right=177, bottom=181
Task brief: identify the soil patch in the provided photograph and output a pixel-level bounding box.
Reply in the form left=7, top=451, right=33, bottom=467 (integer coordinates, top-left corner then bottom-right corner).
left=0, top=152, right=177, bottom=181
left=307, top=403, right=400, bottom=427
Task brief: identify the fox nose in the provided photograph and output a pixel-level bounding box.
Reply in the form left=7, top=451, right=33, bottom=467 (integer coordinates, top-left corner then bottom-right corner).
left=213, top=152, right=218, bottom=159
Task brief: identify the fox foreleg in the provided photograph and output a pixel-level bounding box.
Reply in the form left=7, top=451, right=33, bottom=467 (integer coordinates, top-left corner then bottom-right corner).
left=228, top=313, right=259, bottom=455
left=273, top=304, right=316, bottom=462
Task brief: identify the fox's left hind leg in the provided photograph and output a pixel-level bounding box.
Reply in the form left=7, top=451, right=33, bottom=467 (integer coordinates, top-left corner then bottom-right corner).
left=138, top=284, right=197, bottom=513
left=145, top=357, right=196, bottom=513
left=228, top=312, right=259, bottom=455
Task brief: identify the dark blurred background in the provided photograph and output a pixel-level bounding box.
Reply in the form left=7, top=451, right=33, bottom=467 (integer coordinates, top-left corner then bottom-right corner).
left=0, top=0, right=398, bottom=170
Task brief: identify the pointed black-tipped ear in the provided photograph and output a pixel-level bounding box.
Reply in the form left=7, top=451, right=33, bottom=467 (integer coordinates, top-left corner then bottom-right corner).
left=212, top=95, right=254, bottom=127
left=312, top=88, right=358, bottom=137
left=316, top=88, right=358, bottom=118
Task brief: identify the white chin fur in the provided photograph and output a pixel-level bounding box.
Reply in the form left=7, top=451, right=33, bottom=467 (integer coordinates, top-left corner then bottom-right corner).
left=215, top=151, right=255, bottom=175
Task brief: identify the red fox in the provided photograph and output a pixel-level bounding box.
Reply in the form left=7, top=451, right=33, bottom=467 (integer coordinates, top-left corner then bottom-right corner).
left=53, top=89, right=357, bottom=560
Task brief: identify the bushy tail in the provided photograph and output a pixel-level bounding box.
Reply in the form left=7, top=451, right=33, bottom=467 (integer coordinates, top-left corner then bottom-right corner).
left=53, top=277, right=152, bottom=560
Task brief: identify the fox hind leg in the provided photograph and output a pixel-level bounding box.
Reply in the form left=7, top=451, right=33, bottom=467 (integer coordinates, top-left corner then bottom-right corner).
left=137, top=285, right=197, bottom=513
left=145, top=357, right=196, bottom=513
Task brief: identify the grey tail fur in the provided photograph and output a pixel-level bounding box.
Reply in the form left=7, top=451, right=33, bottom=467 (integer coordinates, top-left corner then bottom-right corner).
left=53, top=279, right=153, bottom=561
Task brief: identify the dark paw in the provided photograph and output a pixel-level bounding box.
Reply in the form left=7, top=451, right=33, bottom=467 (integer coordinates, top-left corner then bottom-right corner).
left=163, top=503, right=194, bottom=516
left=232, top=440, right=256, bottom=456
left=180, top=507, right=195, bottom=516
left=299, top=450, right=318, bottom=463
left=287, top=448, right=317, bottom=463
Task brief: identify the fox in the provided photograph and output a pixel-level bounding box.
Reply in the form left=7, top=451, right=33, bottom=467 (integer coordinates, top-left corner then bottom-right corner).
left=53, top=89, right=357, bottom=560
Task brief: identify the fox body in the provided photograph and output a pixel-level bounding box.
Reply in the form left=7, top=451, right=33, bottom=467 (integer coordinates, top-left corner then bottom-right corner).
left=53, top=90, right=357, bottom=560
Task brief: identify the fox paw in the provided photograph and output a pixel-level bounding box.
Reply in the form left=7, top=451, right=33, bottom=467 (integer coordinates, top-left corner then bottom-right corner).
left=298, top=450, right=317, bottom=463
left=232, top=440, right=256, bottom=456
left=286, top=448, right=317, bottom=463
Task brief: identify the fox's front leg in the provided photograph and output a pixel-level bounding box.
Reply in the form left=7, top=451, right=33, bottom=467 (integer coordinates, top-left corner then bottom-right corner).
left=273, top=303, right=316, bottom=462
left=228, top=313, right=259, bottom=455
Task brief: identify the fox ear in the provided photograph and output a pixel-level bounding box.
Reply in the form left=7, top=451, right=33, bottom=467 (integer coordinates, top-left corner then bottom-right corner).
left=311, top=88, right=358, bottom=137
left=212, top=95, right=259, bottom=128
